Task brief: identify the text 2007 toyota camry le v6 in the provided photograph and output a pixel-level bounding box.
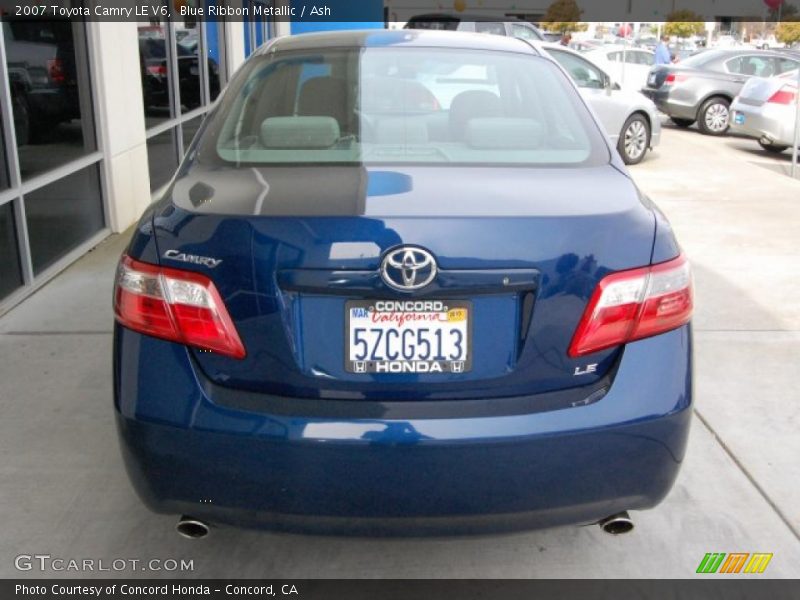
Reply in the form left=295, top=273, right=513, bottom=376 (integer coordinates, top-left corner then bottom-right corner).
left=113, top=30, right=693, bottom=538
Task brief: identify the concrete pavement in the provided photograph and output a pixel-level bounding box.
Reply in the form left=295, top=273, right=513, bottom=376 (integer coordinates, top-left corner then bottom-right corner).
left=1, top=121, right=799, bottom=578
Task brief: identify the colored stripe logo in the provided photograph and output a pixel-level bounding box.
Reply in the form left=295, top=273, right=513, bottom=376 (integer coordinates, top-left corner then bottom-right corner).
left=696, top=553, right=773, bottom=574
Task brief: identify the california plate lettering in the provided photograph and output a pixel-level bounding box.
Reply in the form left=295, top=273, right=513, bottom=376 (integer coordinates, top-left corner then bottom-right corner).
left=346, top=300, right=471, bottom=374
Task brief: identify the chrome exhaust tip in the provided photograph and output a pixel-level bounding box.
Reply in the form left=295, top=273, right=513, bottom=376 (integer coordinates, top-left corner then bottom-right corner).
left=598, top=511, right=634, bottom=535
left=176, top=516, right=210, bottom=539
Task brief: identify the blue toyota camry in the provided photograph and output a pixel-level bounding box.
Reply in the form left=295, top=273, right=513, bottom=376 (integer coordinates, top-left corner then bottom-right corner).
left=113, top=30, right=693, bottom=538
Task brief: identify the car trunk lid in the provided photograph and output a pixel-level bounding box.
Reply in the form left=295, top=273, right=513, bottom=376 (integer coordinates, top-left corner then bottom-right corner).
left=149, top=164, right=656, bottom=401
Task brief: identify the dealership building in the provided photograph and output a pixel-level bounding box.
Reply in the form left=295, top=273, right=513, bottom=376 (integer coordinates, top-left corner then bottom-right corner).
left=0, top=0, right=383, bottom=312
left=0, top=0, right=765, bottom=312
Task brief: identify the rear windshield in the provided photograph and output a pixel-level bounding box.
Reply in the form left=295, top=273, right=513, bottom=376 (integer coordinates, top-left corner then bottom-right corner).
left=199, top=47, right=609, bottom=167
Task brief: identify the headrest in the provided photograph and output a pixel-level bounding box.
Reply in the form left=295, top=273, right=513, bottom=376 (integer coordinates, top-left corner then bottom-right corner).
left=260, top=116, right=340, bottom=149
left=464, top=118, right=544, bottom=150
left=297, top=77, right=347, bottom=126
left=449, top=90, right=502, bottom=139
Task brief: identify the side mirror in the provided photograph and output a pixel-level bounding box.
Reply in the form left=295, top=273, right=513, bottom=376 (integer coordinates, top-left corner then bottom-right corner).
left=604, top=76, right=621, bottom=93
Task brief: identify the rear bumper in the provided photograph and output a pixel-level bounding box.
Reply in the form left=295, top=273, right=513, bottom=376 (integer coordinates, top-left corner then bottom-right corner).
left=650, top=112, right=662, bottom=148
left=730, top=100, right=796, bottom=147
left=114, top=325, right=693, bottom=535
left=26, top=87, right=78, bottom=121
left=642, top=88, right=698, bottom=121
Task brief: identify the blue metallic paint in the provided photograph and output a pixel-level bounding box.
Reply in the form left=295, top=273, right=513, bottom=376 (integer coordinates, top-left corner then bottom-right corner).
left=148, top=166, right=658, bottom=399
left=114, top=30, right=692, bottom=533
left=114, top=324, right=692, bottom=533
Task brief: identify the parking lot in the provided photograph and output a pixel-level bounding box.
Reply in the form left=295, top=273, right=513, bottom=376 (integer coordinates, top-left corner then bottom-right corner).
left=1, top=118, right=799, bottom=579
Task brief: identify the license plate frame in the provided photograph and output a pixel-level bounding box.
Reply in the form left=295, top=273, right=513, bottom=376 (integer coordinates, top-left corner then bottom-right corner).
left=344, top=299, right=473, bottom=374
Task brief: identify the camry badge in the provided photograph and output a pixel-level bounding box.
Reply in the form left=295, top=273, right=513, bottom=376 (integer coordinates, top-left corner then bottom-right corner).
left=163, top=249, right=223, bottom=268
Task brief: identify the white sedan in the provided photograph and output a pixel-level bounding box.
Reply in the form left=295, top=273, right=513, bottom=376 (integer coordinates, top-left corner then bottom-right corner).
left=535, top=43, right=661, bottom=165
left=584, top=46, right=656, bottom=92
left=731, top=70, right=799, bottom=153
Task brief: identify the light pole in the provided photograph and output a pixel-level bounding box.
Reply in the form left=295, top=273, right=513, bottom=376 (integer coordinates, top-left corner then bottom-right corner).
left=792, top=67, right=800, bottom=179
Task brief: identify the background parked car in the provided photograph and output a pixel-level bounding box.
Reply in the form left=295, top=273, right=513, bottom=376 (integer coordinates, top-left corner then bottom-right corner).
left=541, top=43, right=661, bottom=164
left=713, top=34, right=742, bottom=48
left=751, top=35, right=785, bottom=50
left=731, top=69, right=799, bottom=153
left=568, top=39, right=604, bottom=53
left=635, top=36, right=659, bottom=52
left=539, top=31, right=563, bottom=43
left=643, top=48, right=799, bottom=135
left=139, top=36, right=219, bottom=114
left=669, top=42, right=701, bottom=63
left=584, top=46, right=655, bottom=91
left=404, top=13, right=545, bottom=40
left=3, top=19, right=80, bottom=144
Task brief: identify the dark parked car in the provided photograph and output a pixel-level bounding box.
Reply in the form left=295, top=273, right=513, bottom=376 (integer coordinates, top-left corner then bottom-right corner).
left=405, top=13, right=545, bottom=41
left=114, top=30, right=693, bottom=537
left=643, top=48, right=799, bottom=135
left=139, top=36, right=219, bottom=114
left=3, top=19, right=80, bottom=144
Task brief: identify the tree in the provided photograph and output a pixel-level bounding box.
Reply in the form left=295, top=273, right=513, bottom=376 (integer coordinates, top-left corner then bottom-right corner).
left=776, top=21, right=800, bottom=45
left=540, top=0, right=588, bottom=34
left=663, top=10, right=706, bottom=39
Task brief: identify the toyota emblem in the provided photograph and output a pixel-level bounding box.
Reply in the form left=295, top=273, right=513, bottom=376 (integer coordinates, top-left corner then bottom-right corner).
left=380, top=247, right=438, bottom=292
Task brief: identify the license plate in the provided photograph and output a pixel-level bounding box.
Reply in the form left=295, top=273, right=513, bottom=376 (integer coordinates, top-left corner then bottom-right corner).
left=734, top=112, right=745, bottom=125
left=345, top=300, right=471, bottom=374
left=648, top=73, right=657, bottom=86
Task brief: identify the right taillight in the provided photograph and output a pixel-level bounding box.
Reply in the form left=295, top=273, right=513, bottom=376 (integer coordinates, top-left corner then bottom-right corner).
left=114, top=255, right=246, bottom=359
left=568, top=255, right=693, bottom=357
left=767, top=86, right=797, bottom=105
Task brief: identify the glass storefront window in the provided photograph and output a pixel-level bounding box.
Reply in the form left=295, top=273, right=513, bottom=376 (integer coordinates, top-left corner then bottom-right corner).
left=140, top=14, right=225, bottom=195
left=24, top=163, right=104, bottom=275
left=181, top=115, right=203, bottom=155
left=138, top=21, right=174, bottom=128
left=0, top=12, right=108, bottom=307
left=244, top=1, right=273, bottom=56
left=175, top=16, right=202, bottom=114
left=3, top=19, right=97, bottom=180
left=0, top=201, right=23, bottom=300
left=0, top=119, right=9, bottom=190
left=147, top=127, right=179, bottom=191
left=205, top=16, right=222, bottom=102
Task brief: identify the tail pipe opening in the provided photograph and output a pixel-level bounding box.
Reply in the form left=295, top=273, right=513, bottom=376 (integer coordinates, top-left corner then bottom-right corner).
left=176, top=516, right=210, bottom=539
left=598, top=511, right=634, bottom=535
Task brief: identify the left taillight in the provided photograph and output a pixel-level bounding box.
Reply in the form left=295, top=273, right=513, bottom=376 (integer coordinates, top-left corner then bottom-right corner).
left=113, top=255, right=246, bottom=359
left=568, top=254, right=693, bottom=358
